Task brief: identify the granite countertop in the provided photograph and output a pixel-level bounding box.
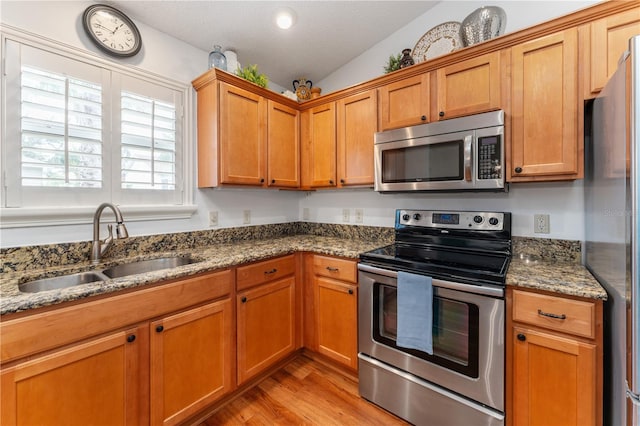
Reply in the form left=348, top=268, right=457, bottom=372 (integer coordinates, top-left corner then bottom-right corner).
left=1, top=230, right=609, bottom=316
left=1, top=235, right=388, bottom=315
left=507, top=256, right=607, bottom=300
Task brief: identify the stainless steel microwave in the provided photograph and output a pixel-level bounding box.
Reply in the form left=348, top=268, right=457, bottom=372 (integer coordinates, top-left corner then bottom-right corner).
left=374, top=110, right=506, bottom=192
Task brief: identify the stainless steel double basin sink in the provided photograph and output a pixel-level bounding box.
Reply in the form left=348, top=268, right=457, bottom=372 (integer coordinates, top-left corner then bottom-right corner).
left=19, top=256, right=201, bottom=293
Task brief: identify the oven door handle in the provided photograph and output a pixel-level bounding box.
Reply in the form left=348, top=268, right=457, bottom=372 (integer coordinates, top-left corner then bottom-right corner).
left=357, top=263, right=504, bottom=298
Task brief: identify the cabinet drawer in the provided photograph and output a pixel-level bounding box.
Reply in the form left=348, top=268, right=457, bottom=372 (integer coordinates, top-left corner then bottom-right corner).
left=312, top=255, right=357, bottom=283
left=236, top=255, right=296, bottom=291
left=512, top=290, right=595, bottom=339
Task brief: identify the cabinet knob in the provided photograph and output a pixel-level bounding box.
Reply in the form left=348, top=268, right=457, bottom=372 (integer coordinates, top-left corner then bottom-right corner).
left=439, top=111, right=445, bottom=117
left=271, top=179, right=276, bottom=184
left=348, top=289, right=354, bottom=295
left=156, top=325, right=164, bottom=333
left=127, top=334, right=136, bottom=343
left=340, top=179, right=345, bottom=184
left=514, top=167, right=523, bottom=173
left=517, top=333, right=526, bottom=342
left=329, top=180, right=334, bottom=185
left=241, top=296, right=247, bottom=303
left=260, top=178, right=265, bottom=183
left=420, top=115, right=427, bottom=121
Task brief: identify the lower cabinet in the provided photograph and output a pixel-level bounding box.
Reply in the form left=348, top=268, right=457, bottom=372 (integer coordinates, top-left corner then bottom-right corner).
left=508, top=288, right=602, bottom=426
left=236, top=255, right=298, bottom=384
left=150, top=299, right=234, bottom=426
left=305, top=254, right=358, bottom=371
left=0, top=269, right=234, bottom=426
left=1, top=327, right=143, bottom=426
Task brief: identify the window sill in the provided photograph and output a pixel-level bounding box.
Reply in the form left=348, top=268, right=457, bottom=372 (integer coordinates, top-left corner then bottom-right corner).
left=0, top=205, right=198, bottom=228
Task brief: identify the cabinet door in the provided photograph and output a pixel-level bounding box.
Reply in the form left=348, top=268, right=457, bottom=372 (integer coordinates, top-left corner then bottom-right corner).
left=301, top=103, right=337, bottom=188
left=512, top=326, right=596, bottom=426
left=316, top=276, right=357, bottom=370
left=219, top=82, right=267, bottom=185
left=587, top=9, right=640, bottom=97
left=237, top=277, right=295, bottom=384
left=510, top=29, right=580, bottom=181
left=1, top=328, right=142, bottom=426
left=150, top=299, right=233, bottom=426
left=267, top=100, right=300, bottom=188
left=378, top=73, right=430, bottom=130
left=434, top=51, right=501, bottom=121
left=337, top=89, right=377, bottom=187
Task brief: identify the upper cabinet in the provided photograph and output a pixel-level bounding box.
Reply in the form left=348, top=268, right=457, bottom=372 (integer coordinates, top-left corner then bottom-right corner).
left=193, top=70, right=300, bottom=188
left=434, top=51, right=503, bottom=121
left=582, top=8, right=640, bottom=98
left=509, top=29, right=581, bottom=182
left=337, top=90, right=378, bottom=187
left=378, top=74, right=430, bottom=131
left=301, top=102, right=337, bottom=188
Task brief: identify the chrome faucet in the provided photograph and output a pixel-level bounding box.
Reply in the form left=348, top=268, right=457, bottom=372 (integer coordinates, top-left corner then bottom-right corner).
left=91, top=203, right=129, bottom=265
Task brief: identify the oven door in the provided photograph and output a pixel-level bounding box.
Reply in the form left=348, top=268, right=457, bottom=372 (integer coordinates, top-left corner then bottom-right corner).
left=374, top=130, right=473, bottom=192
left=358, top=263, right=504, bottom=412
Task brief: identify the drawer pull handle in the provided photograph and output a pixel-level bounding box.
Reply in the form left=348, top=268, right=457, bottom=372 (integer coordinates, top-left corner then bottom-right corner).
left=326, top=266, right=339, bottom=272
left=264, top=268, right=277, bottom=274
left=537, top=309, right=566, bottom=320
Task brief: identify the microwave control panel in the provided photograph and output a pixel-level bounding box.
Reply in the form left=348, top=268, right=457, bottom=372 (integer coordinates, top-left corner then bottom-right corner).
left=477, top=136, right=502, bottom=180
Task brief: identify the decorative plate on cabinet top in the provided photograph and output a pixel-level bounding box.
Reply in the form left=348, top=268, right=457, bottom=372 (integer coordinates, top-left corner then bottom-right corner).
left=412, top=21, right=463, bottom=63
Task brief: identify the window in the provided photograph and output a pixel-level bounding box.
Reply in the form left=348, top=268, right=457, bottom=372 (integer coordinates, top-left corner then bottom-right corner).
left=1, top=36, right=192, bottom=226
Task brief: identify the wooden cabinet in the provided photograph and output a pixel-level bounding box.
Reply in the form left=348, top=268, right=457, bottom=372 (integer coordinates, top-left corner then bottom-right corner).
left=218, top=82, right=267, bottom=186
left=508, top=288, right=602, bottom=426
left=267, top=100, right=300, bottom=188
left=193, top=71, right=300, bottom=188
left=150, top=299, right=233, bottom=426
left=304, top=254, right=358, bottom=370
left=236, top=255, right=297, bottom=384
left=337, top=89, right=378, bottom=187
left=434, top=51, right=503, bottom=121
left=1, top=327, right=143, bottom=426
left=509, top=29, right=581, bottom=182
left=378, top=74, right=430, bottom=131
left=582, top=8, right=640, bottom=98
left=301, top=102, right=337, bottom=188
left=0, top=270, right=234, bottom=426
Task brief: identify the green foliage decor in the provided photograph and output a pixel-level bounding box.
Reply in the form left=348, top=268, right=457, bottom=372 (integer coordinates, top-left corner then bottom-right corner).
left=384, top=53, right=402, bottom=74
left=236, top=64, right=269, bottom=88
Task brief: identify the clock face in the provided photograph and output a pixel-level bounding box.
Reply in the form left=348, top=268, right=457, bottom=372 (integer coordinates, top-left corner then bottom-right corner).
left=83, top=5, right=141, bottom=57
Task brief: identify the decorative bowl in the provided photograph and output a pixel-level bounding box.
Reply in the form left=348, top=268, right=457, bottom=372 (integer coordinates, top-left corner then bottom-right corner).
left=460, top=6, right=506, bottom=47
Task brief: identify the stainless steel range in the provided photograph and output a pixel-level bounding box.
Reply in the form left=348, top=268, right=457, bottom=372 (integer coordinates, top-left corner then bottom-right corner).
left=358, top=209, right=511, bottom=426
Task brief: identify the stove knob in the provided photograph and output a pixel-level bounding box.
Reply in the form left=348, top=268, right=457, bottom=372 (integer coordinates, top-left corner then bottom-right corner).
left=489, top=217, right=499, bottom=226
left=473, top=215, right=483, bottom=224
left=402, top=214, right=410, bottom=221
left=413, top=213, right=422, bottom=221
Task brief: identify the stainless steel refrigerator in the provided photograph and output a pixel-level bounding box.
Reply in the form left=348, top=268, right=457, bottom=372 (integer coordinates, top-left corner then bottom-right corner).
left=585, top=34, right=639, bottom=426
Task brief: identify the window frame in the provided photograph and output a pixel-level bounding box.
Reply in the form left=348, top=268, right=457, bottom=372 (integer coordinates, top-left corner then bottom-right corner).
left=0, top=26, right=196, bottom=229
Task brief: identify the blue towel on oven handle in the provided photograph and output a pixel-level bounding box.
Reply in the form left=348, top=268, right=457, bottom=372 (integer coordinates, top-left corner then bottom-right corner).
left=396, top=271, right=433, bottom=355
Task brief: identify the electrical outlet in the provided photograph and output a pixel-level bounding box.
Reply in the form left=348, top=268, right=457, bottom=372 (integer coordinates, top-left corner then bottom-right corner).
left=208, top=211, right=218, bottom=227
left=355, top=209, right=364, bottom=223
left=302, top=208, right=310, bottom=221
left=243, top=210, right=251, bottom=225
left=534, top=214, right=550, bottom=234
left=342, top=209, right=350, bottom=222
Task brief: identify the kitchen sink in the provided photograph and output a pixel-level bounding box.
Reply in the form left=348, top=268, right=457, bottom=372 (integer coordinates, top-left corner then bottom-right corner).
left=19, top=271, right=108, bottom=293
left=19, top=256, right=202, bottom=293
left=101, top=256, right=200, bottom=279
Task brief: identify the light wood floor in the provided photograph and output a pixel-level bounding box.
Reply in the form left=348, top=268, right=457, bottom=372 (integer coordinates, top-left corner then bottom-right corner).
left=200, top=355, right=409, bottom=425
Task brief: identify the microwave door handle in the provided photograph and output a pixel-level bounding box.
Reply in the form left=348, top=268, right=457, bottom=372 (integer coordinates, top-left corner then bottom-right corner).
left=464, top=135, right=473, bottom=182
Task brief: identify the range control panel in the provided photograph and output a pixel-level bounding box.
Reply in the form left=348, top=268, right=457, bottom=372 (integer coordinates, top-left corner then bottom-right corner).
left=398, top=210, right=506, bottom=231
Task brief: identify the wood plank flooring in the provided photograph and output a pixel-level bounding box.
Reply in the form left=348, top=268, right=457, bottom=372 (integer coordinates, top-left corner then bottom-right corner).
left=200, top=355, right=409, bottom=425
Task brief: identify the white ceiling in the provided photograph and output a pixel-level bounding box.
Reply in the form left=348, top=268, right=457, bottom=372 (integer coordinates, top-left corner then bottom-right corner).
left=106, top=1, right=440, bottom=89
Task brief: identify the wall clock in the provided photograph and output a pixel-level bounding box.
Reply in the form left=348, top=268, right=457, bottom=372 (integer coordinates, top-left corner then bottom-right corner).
left=82, top=4, right=142, bottom=58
